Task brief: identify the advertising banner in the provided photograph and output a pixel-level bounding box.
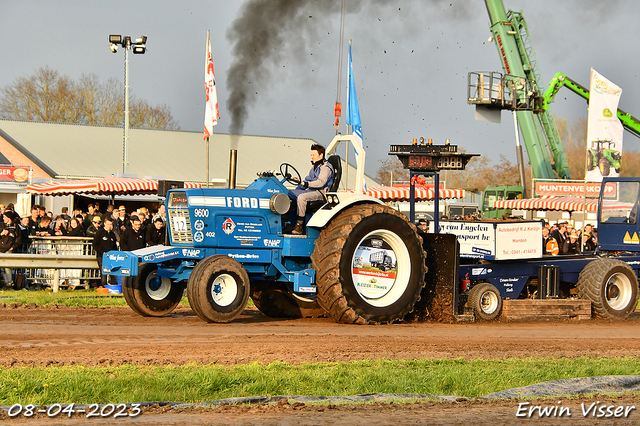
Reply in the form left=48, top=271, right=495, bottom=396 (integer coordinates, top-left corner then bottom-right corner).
left=352, top=237, right=398, bottom=299
left=534, top=181, right=616, bottom=197
left=585, top=69, right=623, bottom=182
left=438, top=221, right=495, bottom=259
left=495, top=222, right=542, bottom=260
left=438, top=221, right=543, bottom=260
left=0, top=166, right=30, bottom=182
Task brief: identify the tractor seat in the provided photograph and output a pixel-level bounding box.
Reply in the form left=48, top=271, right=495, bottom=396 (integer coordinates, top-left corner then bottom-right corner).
left=307, top=154, right=342, bottom=213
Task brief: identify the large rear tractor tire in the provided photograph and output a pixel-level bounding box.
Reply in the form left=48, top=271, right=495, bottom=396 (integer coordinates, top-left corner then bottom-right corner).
left=577, top=258, right=639, bottom=319
left=599, top=157, right=611, bottom=176
left=311, top=204, right=426, bottom=324
left=123, top=263, right=185, bottom=317
left=467, top=282, right=503, bottom=321
left=187, top=255, right=250, bottom=323
left=587, top=151, right=595, bottom=171
left=251, top=281, right=326, bottom=318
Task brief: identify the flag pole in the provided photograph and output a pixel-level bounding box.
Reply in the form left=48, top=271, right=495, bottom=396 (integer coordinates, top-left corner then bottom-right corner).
left=206, top=30, right=210, bottom=188
left=346, top=39, right=352, bottom=189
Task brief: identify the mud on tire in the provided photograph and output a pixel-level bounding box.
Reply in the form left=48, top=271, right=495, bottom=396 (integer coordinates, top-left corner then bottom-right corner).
left=467, top=282, right=502, bottom=321
left=186, top=258, right=210, bottom=320
left=251, top=281, right=326, bottom=319
left=577, top=258, right=638, bottom=319
left=123, top=263, right=185, bottom=317
left=311, top=204, right=426, bottom=324
left=187, top=255, right=250, bottom=323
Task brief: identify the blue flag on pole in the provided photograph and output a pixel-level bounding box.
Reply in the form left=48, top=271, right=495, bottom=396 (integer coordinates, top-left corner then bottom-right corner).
left=346, top=43, right=366, bottom=191
left=347, top=44, right=362, bottom=141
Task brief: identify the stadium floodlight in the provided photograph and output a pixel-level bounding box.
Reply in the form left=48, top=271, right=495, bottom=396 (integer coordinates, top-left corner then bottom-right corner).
left=132, top=44, right=146, bottom=54
left=107, top=35, right=149, bottom=174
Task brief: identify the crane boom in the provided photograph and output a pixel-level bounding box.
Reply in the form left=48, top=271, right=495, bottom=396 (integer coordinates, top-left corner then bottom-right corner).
left=544, top=72, right=640, bottom=139
left=484, top=0, right=571, bottom=180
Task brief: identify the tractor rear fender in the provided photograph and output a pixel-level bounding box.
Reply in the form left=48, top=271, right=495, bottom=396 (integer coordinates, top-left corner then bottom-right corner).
left=306, top=193, right=384, bottom=228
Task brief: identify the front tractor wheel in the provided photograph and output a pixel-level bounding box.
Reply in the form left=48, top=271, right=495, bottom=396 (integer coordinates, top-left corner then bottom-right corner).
left=577, top=258, right=639, bottom=319
left=467, top=282, right=503, bottom=321
left=187, top=255, right=250, bottom=323
left=311, top=204, right=426, bottom=324
left=123, top=263, right=185, bottom=317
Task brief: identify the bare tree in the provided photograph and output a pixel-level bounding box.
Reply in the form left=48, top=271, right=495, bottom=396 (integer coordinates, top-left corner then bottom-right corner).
left=445, top=155, right=525, bottom=192
left=129, top=98, right=179, bottom=130
left=0, top=67, right=75, bottom=122
left=0, top=66, right=179, bottom=130
left=75, top=74, right=122, bottom=125
left=375, top=157, right=409, bottom=186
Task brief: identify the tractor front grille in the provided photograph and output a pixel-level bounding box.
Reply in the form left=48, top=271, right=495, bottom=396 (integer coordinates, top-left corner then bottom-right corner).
left=168, top=208, right=193, bottom=244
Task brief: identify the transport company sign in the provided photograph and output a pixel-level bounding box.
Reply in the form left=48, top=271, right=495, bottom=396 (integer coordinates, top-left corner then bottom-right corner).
left=495, top=222, right=542, bottom=260
left=438, top=220, right=543, bottom=260
left=438, top=221, right=495, bottom=259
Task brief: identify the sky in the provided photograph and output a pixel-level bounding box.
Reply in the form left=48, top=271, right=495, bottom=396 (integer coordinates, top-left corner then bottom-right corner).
left=1, top=0, right=640, bottom=179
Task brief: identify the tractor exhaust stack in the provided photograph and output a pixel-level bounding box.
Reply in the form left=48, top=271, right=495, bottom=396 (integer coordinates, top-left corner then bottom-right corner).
left=228, top=149, right=237, bottom=189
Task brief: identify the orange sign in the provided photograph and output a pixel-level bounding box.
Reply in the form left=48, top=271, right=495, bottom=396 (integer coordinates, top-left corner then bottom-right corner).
left=534, top=181, right=616, bottom=197
left=0, top=166, right=30, bottom=182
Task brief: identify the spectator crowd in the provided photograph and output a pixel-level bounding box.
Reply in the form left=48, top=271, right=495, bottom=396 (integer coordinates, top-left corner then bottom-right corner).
left=542, top=220, right=597, bottom=256
left=0, top=200, right=603, bottom=290
left=0, top=202, right=167, bottom=289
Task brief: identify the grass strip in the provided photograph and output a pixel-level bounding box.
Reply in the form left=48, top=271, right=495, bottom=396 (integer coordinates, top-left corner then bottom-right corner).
left=0, top=289, right=266, bottom=308
left=0, top=289, right=128, bottom=307
left=0, top=289, right=191, bottom=308
left=2, top=357, right=640, bottom=406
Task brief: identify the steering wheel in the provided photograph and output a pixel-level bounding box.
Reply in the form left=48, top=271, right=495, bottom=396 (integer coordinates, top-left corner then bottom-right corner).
left=280, top=163, right=302, bottom=185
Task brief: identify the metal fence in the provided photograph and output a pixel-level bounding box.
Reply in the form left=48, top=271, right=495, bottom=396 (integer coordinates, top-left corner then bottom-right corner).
left=6, top=236, right=100, bottom=290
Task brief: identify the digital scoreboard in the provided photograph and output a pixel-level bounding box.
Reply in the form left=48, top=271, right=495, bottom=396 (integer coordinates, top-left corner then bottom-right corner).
left=389, top=141, right=478, bottom=172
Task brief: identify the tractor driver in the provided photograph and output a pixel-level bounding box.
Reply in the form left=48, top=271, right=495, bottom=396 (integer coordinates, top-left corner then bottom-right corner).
left=288, top=143, right=334, bottom=235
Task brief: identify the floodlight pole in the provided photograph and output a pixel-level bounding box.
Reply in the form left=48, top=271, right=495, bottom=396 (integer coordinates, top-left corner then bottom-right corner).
left=109, top=35, right=147, bottom=175
left=123, top=39, right=130, bottom=175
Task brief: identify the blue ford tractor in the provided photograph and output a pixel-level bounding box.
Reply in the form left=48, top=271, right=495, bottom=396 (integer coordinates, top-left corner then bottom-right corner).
left=102, top=136, right=427, bottom=324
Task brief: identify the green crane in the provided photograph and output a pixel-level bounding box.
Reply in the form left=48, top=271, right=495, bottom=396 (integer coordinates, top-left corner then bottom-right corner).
left=543, top=72, right=640, bottom=139
left=482, top=0, right=571, bottom=180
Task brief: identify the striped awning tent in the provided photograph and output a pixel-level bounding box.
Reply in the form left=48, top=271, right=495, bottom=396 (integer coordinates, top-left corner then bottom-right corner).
left=365, top=186, right=465, bottom=202
left=27, top=177, right=201, bottom=196
left=495, top=196, right=598, bottom=212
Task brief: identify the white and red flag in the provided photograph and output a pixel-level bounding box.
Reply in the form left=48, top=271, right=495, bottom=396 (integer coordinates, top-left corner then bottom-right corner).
left=203, top=30, right=219, bottom=139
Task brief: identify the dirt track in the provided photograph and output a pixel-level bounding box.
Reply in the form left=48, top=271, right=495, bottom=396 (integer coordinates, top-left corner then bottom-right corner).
left=2, top=305, right=640, bottom=367
left=2, top=305, right=640, bottom=425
